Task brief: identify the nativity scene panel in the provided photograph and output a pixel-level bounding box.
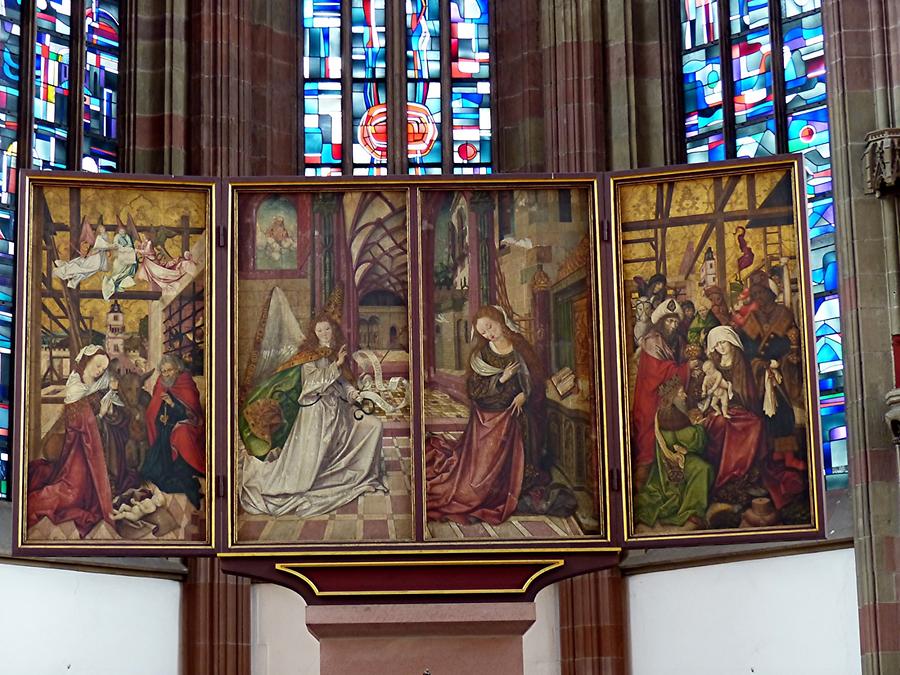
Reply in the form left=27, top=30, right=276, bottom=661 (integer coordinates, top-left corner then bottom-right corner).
left=613, top=162, right=822, bottom=543
left=421, top=186, right=606, bottom=541
left=232, top=189, right=413, bottom=546
left=17, top=178, right=213, bottom=549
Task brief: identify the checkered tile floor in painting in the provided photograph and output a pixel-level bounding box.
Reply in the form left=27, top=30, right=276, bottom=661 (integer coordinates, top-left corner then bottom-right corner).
left=28, top=490, right=206, bottom=542
left=236, top=436, right=414, bottom=543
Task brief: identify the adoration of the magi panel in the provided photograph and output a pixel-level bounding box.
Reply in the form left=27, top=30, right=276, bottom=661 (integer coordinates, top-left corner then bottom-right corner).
left=421, top=188, right=605, bottom=541
left=233, top=189, right=413, bottom=544
left=21, top=182, right=211, bottom=545
left=616, top=166, right=819, bottom=539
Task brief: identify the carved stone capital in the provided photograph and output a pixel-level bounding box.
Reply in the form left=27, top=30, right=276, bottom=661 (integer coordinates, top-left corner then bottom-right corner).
left=883, top=387, right=900, bottom=442
left=863, top=128, right=900, bottom=197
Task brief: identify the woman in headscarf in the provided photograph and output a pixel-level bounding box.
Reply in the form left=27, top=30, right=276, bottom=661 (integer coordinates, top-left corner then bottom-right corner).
left=425, top=305, right=546, bottom=525
left=701, top=326, right=767, bottom=492
left=27, top=346, right=116, bottom=537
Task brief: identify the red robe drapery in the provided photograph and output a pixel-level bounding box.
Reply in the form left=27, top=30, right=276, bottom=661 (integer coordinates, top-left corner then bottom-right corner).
left=425, top=406, right=525, bottom=525
left=28, top=397, right=114, bottom=537
left=146, top=372, right=206, bottom=474
left=632, top=334, right=691, bottom=468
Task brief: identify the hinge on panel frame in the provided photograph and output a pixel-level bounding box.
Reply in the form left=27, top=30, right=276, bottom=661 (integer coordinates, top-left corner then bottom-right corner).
left=216, top=474, right=226, bottom=498
left=610, top=467, right=621, bottom=492
left=216, top=224, right=226, bottom=248
left=601, top=217, right=610, bottom=241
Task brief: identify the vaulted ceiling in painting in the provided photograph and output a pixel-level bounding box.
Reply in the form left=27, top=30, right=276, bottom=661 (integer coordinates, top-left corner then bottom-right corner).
left=347, top=192, right=408, bottom=300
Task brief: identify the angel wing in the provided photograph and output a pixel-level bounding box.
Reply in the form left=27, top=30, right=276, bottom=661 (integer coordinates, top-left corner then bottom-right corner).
left=77, top=216, right=95, bottom=251
left=248, top=286, right=305, bottom=387
left=125, top=214, right=141, bottom=243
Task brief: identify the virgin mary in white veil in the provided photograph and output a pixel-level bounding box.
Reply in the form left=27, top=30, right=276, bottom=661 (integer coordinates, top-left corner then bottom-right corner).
left=238, top=286, right=386, bottom=517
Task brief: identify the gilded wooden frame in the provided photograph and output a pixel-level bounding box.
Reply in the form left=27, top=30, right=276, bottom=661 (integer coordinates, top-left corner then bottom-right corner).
left=13, top=172, right=218, bottom=555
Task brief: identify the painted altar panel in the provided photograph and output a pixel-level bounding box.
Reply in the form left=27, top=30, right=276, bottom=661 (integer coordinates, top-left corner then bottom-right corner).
left=611, top=158, right=824, bottom=545
left=229, top=185, right=414, bottom=547
left=14, top=174, right=215, bottom=553
left=419, top=185, right=608, bottom=542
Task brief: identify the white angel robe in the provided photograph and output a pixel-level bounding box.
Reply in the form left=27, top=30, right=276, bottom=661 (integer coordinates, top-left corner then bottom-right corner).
left=102, top=232, right=139, bottom=300
left=52, top=233, right=114, bottom=288
left=240, top=356, right=386, bottom=517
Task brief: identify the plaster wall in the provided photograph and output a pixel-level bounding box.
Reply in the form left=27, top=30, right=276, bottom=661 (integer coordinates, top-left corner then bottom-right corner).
left=0, top=563, right=180, bottom=675
left=627, top=547, right=862, bottom=675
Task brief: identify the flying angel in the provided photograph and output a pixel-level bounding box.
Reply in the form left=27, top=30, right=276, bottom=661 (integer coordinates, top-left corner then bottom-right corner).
left=52, top=216, right=115, bottom=289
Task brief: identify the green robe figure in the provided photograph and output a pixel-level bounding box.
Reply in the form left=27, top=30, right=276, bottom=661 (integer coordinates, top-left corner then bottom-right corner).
left=686, top=300, right=719, bottom=346
left=635, top=377, right=714, bottom=528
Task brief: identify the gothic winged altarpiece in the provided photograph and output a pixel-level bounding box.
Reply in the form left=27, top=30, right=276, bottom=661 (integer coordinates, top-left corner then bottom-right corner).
left=11, top=158, right=824, bottom=601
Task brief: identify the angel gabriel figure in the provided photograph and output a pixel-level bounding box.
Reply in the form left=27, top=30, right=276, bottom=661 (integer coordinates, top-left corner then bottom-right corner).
left=237, top=285, right=389, bottom=518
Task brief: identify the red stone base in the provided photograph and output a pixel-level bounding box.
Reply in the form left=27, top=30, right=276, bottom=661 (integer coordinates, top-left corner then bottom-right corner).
left=306, top=603, right=536, bottom=675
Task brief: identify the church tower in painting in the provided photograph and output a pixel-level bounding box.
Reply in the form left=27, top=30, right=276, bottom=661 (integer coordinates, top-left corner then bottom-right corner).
left=105, top=301, right=125, bottom=357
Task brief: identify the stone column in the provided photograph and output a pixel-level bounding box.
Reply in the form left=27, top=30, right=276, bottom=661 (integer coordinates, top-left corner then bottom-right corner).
left=121, top=0, right=189, bottom=174
left=558, top=569, right=627, bottom=675
left=306, top=603, right=536, bottom=675
left=822, top=0, right=900, bottom=672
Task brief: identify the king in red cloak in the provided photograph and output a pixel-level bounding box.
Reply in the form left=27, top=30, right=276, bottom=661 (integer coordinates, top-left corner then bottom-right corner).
left=632, top=298, right=695, bottom=488
left=141, top=355, right=206, bottom=508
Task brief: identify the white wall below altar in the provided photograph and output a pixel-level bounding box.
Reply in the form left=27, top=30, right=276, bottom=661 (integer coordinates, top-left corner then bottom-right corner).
left=0, top=562, right=181, bottom=675
left=627, top=547, right=861, bottom=675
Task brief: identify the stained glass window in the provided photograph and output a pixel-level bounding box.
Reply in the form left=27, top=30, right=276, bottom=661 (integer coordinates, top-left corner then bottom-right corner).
left=83, top=0, right=119, bottom=172
left=679, top=0, right=846, bottom=487
left=301, top=0, right=493, bottom=175
left=0, top=1, right=122, bottom=499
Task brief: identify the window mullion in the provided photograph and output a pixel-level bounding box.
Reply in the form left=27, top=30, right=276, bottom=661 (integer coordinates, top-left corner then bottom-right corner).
left=768, top=0, right=789, bottom=153
left=68, top=0, right=87, bottom=171
left=439, top=0, right=452, bottom=173
left=297, top=0, right=306, bottom=173
left=388, top=0, right=406, bottom=173
left=341, top=0, right=352, bottom=175
left=17, top=0, right=37, bottom=169
left=716, top=0, right=737, bottom=159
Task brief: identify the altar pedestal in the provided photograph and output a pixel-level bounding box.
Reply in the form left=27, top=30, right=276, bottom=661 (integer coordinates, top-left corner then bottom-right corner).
left=306, top=602, right=536, bottom=675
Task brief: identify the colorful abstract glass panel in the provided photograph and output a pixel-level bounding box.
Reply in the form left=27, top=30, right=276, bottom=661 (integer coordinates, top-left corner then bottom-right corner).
left=735, top=117, right=776, bottom=157
left=352, top=80, right=387, bottom=174
left=732, top=30, right=773, bottom=124
left=782, top=0, right=821, bottom=19
left=33, top=0, right=72, bottom=171
left=451, top=81, right=491, bottom=173
left=682, top=0, right=719, bottom=50
left=787, top=105, right=831, bottom=198
left=783, top=13, right=826, bottom=112
left=351, top=0, right=386, bottom=79
left=351, top=0, right=387, bottom=173
left=83, top=0, right=119, bottom=173
left=303, top=0, right=343, bottom=175
left=407, top=0, right=441, bottom=173
left=303, top=0, right=341, bottom=79
left=407, top=0, right=440, bottom=80
left=683, top=45, right=723, bottom=139
left=729, top=0, right=769, bottom=35
left=407, top=80, right=441, bottom=171
left=304, top=81, right=343, bottom=172
left=0, top=6, right=21, bottom=241
left=686, top=132, right=725, bottom=163
left=450, top=0, right=489, bottom=79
